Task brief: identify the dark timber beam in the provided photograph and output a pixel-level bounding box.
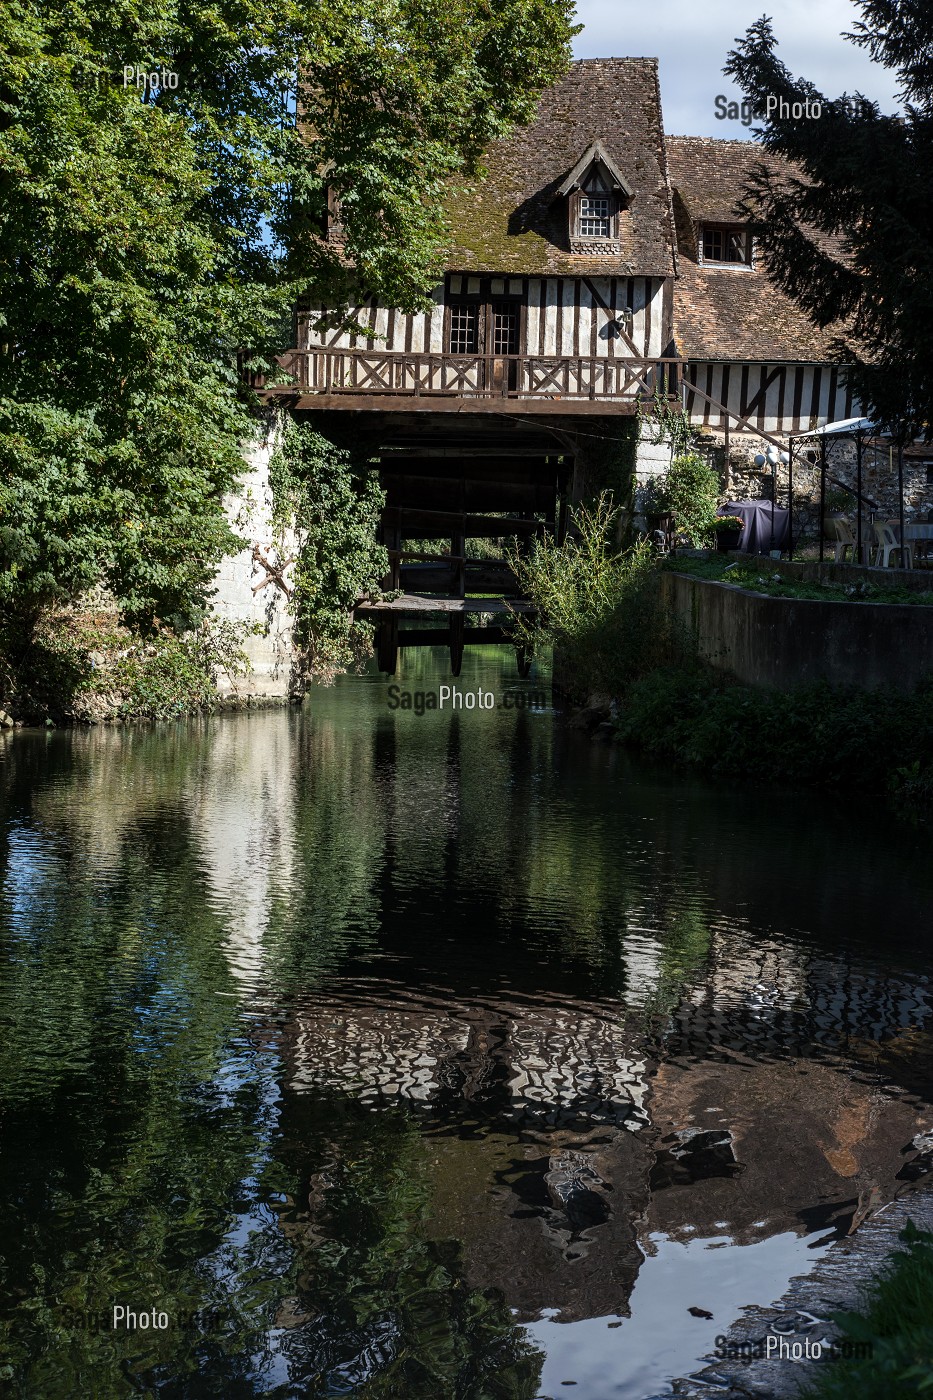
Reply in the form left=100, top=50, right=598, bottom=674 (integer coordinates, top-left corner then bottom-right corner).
left=281, top=394, right=639, bottom=416
left=382, top=507, right=543, bottom=538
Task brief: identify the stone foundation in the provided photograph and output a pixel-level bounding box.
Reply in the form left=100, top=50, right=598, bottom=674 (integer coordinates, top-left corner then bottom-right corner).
left=212, top=424, right=300, bottom=700
left=661, top=569, right=933, bottom=692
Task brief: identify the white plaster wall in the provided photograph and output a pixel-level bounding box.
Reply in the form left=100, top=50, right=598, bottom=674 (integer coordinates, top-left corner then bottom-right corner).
left=634, top=421, right=674, bottom=486
left=212, top=427, right=299, bottom=699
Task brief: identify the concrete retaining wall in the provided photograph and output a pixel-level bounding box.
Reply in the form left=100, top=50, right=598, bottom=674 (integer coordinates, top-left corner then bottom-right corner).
left=661, top=571, right=933, bottom=692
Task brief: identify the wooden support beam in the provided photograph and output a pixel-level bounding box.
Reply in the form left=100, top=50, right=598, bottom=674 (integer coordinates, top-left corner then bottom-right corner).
left=356, top=594, right=535, bottom=615
left=277, top=394, right=641, bottom=416
left=382, top=507, right=544, bottom=537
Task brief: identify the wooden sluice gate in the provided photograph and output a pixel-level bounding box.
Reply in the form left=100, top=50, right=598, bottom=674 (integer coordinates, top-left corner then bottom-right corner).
left=348, top=430, right=567, bottom=676
left=356, top=594, right=537, bottom=676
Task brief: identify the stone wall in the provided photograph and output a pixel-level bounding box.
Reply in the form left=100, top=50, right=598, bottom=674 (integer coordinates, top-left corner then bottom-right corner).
left=661, top=569, right=933, bottom=692
left=707, top=429, right=933, bottom=542
left=212, top=425, right=300, bottom=700
left=636, top=423, right=933, bottom=544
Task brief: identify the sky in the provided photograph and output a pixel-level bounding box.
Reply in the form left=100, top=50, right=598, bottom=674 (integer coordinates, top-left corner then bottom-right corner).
left=571, top=0, right=903, bottom=137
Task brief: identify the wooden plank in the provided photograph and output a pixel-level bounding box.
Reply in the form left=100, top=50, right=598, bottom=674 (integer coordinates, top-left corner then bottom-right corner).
left=388, top=508, right=542, bottom=536
left=397, top=626, right=512, bottom=646
left=356, top=594, right=536, bottom=614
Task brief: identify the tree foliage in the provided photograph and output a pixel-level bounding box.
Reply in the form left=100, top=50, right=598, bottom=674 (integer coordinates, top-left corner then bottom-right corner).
left=724, top=9, right=933, bottom=438
left=0, top=0, right=576, bottom=630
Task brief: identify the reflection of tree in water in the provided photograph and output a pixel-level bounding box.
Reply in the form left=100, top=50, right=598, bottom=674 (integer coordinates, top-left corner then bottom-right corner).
left=272, top=1096, right=545, bottom=1399
left=0, top=743, right=296, bottom=1394
left=4, top=675, right=933, bottom=1393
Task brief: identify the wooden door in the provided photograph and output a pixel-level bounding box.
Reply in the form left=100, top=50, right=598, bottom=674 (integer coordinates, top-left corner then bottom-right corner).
left=490, top=301, right=519, bottom=393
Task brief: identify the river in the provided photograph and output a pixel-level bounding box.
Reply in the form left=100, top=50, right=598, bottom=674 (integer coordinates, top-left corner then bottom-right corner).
left=1, top=645, right=932, bottom=1398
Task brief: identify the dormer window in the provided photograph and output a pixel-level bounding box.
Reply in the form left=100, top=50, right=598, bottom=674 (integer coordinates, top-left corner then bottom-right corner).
left=700, top=224, right=752, bottom=266
left=555, top=142, right=632, bottom=256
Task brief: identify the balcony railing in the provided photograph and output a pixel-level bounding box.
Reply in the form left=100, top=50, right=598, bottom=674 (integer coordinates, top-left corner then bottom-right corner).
left=257, top=348, right=684, bottom=401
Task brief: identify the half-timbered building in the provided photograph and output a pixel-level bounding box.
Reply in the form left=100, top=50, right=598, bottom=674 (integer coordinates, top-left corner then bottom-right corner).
left=275, top=58, right=859, bottom=452
left=254, top=57, right=874, bottom=673
left=666, top=135, right=858, bottom=439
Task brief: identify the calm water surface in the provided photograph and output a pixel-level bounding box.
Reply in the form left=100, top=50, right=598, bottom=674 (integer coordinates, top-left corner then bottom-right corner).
left=1, top=646, right=932, bottom=1399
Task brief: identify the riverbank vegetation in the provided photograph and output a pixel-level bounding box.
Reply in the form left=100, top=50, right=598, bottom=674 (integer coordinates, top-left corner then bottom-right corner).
left=269, top=420, right=388, bottom=686
left=0, top=607, right=254, bottom=724
left=513, top=501, right=933, bottom=812
left=1, top=0, right=576, bottom=717
left=799, top=1222, right=933, bottom=1399
left=509, top=496, right=683, bottom=694
left=618, top=665, right=933, bottom=809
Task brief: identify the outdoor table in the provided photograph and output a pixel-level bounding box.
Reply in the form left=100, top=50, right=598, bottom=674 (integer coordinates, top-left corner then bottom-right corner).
left=720, top=500, right=790, bottom=555
left=904, top=522, right=933, bottom=564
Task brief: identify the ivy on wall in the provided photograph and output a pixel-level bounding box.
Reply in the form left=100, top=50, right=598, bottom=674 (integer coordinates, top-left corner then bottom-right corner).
left=269, top=418, right=388, bottom=685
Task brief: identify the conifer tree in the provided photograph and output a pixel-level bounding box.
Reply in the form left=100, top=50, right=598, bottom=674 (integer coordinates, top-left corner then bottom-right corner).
left=725, top=6, right=933, bottom=438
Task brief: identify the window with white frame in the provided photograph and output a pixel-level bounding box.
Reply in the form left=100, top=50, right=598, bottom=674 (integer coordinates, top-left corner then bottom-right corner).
left=579, top=195, right=611, bottom=238
left=700, top=224, right=752, bottom=265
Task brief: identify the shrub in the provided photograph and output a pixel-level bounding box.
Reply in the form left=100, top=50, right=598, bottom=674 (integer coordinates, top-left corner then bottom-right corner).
left=617, top=664, right=933, bottom=810
left=269, top=419, right=388, bottom=685
left=509, top=495, right=682, bottom=697
left=798, top=1222, right=933, bottom=1399
left=657, top=454, right=721, bottom=546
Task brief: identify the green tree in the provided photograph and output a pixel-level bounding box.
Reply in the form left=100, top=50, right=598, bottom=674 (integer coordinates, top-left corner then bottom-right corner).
left=0, top=0, right=576, bottom=633
left=724, top=9, right=933, bottom=438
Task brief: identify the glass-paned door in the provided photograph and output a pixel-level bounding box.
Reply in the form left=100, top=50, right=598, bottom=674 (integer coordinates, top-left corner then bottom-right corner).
left=491, top=303, right=519, bottom=356
left=489, top=301, right=519, bottom=391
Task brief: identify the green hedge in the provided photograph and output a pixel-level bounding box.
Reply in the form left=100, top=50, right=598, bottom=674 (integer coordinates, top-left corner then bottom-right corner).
left=617, top=664, right=933, bottom=808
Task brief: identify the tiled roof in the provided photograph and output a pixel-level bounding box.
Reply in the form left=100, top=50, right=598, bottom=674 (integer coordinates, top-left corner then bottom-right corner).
left=443, top=59, right=676, bottom=278
left=666, top=136, right=841, bottom=361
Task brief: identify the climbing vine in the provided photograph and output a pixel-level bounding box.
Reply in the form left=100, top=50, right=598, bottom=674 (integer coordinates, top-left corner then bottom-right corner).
left=269, top=418, right=388, bottom=685
left=637, top=386, right=696, bottom=459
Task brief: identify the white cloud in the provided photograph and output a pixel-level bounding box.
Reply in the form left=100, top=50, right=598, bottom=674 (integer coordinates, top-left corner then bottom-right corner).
left=572, top=0, right=903, bottom=136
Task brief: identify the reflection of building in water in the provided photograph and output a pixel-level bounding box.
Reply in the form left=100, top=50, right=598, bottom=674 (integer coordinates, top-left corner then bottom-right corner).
left=662, top=931, right=933, bottom=1062
left=286, top=983, right=650, bottom=1131
left=278, top=982, right=654, bottom=1322
left=642, top=935, right=933, bottom=1251
left=645, top=1047, right=933, bottom=1253
left=275, top=942, right=933, bottom=1325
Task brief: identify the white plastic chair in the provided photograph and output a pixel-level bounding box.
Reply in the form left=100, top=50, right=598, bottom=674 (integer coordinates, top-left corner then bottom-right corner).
left=873, top=521, right=913, bottom=569
left=827, top=516, right=856, bottom=563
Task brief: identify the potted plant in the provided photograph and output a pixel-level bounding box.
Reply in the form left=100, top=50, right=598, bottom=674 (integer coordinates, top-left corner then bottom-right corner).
left=714, top=515, right=745, bottom=552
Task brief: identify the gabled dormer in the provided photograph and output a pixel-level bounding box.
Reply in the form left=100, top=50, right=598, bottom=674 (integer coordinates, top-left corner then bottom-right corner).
left=555, top=142, right=633, bottom=256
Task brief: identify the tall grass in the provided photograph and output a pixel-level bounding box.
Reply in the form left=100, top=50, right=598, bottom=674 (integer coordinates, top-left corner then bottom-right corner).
left=799, top=1222, right=933, bottom=1398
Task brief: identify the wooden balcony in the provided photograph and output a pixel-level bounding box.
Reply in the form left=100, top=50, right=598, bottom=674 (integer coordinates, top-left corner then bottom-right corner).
left=253, top=349, right=684, bottom=414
